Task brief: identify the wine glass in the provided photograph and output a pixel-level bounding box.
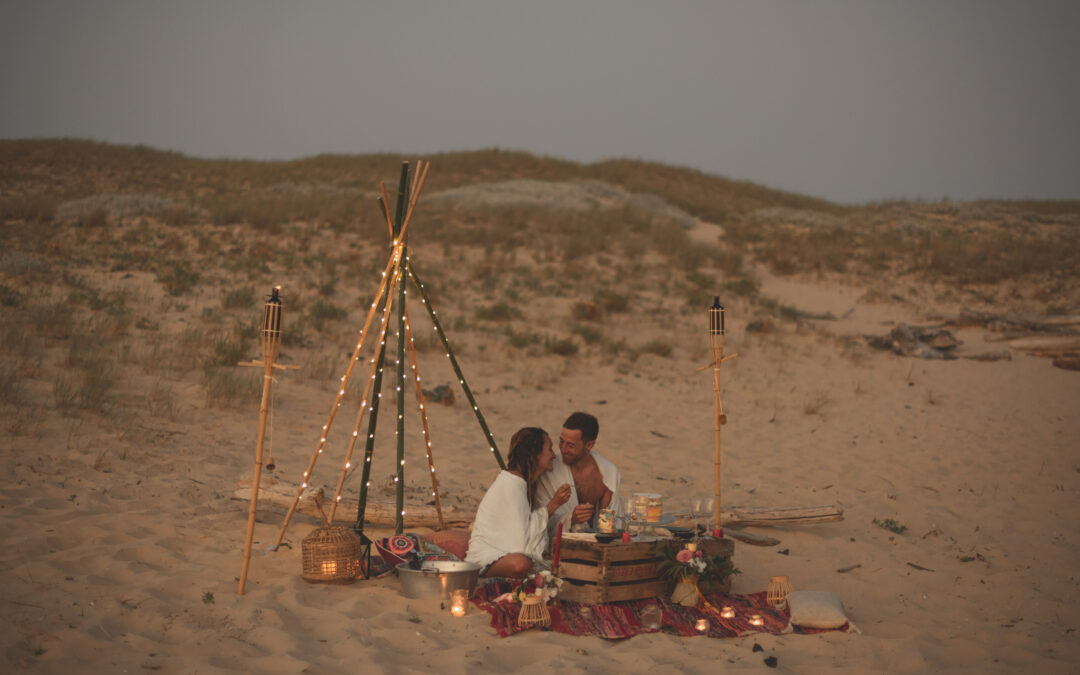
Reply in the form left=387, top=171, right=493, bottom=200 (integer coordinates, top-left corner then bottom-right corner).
left=704, top=497, right=716, bottom=534
left=691, top=497, right=704, bottom=533
left=623, top=496, right=635, bottom=532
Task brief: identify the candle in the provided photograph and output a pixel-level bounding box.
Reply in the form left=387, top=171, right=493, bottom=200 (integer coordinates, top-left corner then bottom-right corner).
left=553, top=523, right=563, bottom=567
left=720, top=606, right=735, bottom=619
left=695, top=619, right=709, bottom=632
left=749, top=614, right=764, bottom=626
left=685, top=541, right=698, bottom=552
left=450, top=589, right=468, bottom=617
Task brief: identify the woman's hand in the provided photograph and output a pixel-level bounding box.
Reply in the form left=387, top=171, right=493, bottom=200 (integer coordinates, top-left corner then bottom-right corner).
left=547, top=482, right=572, bottom=516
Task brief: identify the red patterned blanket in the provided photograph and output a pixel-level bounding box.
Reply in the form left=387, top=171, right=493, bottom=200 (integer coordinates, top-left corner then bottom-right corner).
left=472, top=581, right=845, bottom=639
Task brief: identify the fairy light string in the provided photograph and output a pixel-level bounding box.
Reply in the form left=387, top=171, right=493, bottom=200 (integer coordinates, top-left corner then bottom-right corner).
left=407, top=264, right=505, bottom=469
left=270, top=240, right=402, bottom=551
left=404, top=304, right=446, bottom=530
left=327, top=264, right=401, bottom=523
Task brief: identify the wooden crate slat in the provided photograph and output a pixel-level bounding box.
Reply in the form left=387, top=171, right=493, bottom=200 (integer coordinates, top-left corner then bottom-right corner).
left=557, top=560, right=603, bottom=583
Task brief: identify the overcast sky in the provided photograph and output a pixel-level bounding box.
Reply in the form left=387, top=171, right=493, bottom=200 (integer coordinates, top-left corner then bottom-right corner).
left=2, top=1, right=1077, bottom=204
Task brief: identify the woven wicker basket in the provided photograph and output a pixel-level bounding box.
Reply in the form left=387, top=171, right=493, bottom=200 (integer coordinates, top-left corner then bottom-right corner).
left=301, top=526, right=366, bottom=584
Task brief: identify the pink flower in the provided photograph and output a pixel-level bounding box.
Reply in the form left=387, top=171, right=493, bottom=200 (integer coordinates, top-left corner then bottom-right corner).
left=676, top=549, right=693, bottom=563
left=534, top=573, right=545, bottom=588
left=694, top=550, right=704, bottom=558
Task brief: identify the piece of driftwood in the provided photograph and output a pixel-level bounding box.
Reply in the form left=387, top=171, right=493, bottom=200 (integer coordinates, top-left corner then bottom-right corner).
left=724, top=528, right=780, bottom=547
left=233, top=477, right=473, bottom=529
left=720, top=504, right=843, bottom=527
left=865, top=324, right=960, bottom=360
left=786, top=306, right=856, bottom=321
left=1008, top=335, right=1080, bottom=352
left=1052, top=356, right=1080, bottom=371
left=959, top=350, right=1012, bottom=362
left=927, top=311, right=1080, bottom=331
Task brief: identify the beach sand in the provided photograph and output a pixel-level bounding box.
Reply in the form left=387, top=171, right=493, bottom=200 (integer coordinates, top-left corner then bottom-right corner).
left=1, top=175, right=1078, bottom=673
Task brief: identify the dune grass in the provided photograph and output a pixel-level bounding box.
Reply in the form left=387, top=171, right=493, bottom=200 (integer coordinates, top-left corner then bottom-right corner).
left=0, top=139, right=1076, bottom=427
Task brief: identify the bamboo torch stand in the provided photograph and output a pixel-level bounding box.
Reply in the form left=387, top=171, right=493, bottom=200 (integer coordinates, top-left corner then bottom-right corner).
left=708, top=297, right=736, bottom=529
left=238, top=287, right=294, bottom=595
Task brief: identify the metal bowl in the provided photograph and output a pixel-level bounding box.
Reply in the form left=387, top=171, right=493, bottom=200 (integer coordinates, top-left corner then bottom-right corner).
left=396, top=560, right=481, bottom=602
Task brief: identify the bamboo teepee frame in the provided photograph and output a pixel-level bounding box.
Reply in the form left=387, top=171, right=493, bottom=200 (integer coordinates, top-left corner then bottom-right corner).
left=271, top=161, right=505, bottom=551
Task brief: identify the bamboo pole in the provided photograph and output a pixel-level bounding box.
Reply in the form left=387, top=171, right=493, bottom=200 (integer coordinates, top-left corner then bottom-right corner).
left=707, top=297, right=732, bottom=530
left=238, top=287, right=283, bottom=595
left=407, top=264, right=505, bottom=469
left=355, top=164, right=411, bottom=534
left=270, top=248, right=399, bottom=551
left=393, top=163, right=411, bottom=536
left=404, top=306, right=446, bottom=530
left=327, top=267, right=400, bottom=523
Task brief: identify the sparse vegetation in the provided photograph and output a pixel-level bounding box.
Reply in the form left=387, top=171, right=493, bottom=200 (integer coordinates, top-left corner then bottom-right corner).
left=873, top=517, right=908, bottom=534
left=0, top=138, right=1074, bottom=441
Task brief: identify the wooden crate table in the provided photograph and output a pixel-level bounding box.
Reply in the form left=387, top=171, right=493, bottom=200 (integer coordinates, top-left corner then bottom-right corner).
left=554, top=536, right=735, bottom=604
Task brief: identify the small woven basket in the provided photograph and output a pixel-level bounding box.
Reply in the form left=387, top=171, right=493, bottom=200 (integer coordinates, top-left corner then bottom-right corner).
left=301, top=526, right=365, bottom=584
left=517, top=594, right=551, bottom=628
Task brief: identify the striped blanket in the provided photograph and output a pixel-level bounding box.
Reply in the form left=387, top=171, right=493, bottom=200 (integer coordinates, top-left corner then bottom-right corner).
left=472, top=580, right=846, bottom=639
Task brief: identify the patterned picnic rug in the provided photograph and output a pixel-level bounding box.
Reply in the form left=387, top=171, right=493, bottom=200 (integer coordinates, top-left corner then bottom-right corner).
left=472, top=580, right=845, bottom=639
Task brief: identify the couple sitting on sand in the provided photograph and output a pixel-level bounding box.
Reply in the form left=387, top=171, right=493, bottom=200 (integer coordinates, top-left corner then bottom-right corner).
left=465, top=412, right=621, bottom=578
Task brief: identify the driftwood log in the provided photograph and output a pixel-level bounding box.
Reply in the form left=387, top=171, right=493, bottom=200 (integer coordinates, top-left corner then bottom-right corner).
left=1007, top=335, right=1080, bottom=353
left=926, top=311, right=1080, bottom=331
left=232, top=476, right=474, bottom=529
left=235, top=477, right=842, bottom=536
left=720, top=504, right=844, bottom=527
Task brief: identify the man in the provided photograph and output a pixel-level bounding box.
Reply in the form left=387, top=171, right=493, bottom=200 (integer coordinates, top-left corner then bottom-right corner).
left=535, top=412, right=621, bottom=537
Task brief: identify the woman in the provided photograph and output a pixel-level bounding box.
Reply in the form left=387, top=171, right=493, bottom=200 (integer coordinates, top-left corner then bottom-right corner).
left=466, top=427, right=572, bottom=578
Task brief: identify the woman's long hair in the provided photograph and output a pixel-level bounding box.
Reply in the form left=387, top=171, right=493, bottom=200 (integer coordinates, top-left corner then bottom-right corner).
left=506, top=427, right=550, bottom=507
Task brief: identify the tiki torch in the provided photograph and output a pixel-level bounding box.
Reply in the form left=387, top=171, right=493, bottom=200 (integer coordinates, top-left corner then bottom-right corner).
left=709, top=296, right=727, bottom=530
left=239, top=286, right=284, bottom=595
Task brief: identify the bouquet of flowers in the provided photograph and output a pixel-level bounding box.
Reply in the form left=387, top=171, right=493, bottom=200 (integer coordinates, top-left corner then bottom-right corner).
left=655, top=540, right=739, bottom=585
left=513, top=569, right=563, bottom=603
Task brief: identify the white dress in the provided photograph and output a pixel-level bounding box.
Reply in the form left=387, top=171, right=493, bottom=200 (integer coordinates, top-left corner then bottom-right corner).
left=465, top=471, right=549, bottom=569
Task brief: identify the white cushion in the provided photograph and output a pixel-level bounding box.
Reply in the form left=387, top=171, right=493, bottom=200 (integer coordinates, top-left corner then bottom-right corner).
left=786, top=590, right=851, bottom=629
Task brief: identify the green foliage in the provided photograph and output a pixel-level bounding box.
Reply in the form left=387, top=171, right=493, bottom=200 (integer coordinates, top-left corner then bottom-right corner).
left=545, top=335, right=579, bottom=356
left=0, top=283, right=23, bottom=307
left=872, top=517, right=908, bottom=534
left=571, top=323, right=604, bottom=345
left=476, top=301, right=522, bottom=322
left=505, top=327, right=542, bottom=349
left=202, top=591, right=215, bottom=604
left=0, top=193, right=59, bottom=223
left=203, top=367, right=260, bottom=408
left=222, top=286, right=256, bottom=310
left=79, top=207, right=109, bottom=229
left=638, top=339, right=673, bottom=358
left=309, top=300, right=347, bottom=331
left=157, top=262, right=200, bottom=296
left=653, top=541, right=740, bottom=584
left=594, top=290, right=630, bottom=313
left=206, top=334, right=249, bottom=368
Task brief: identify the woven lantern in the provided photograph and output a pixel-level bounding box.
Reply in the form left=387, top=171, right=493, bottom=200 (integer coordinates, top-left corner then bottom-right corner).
left=517, top=594, right=551, bottom=629
left=301, top=526, right=371, bottom=584
left=767, top=575, right=793, bottom=609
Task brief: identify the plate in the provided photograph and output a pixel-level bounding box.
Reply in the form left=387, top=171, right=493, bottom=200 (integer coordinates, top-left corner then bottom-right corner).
left=593, top=533, right=619, bottom=543
left=665, top=525, right=695, bottom=540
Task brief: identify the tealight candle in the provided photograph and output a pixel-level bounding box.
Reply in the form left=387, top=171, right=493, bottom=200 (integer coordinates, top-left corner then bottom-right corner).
left=450, top=589, right=468, bottom=617
left=685, top=541, right=698, bottom=552
left=720, top=606, right=735, bottom=619
left=695, top=619, right=709, bottom=632
left=749, top=614, right=764, bottom=627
